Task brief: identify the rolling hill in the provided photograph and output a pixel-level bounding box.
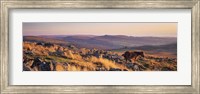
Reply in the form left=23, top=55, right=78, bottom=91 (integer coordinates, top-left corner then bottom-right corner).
left=23, top=36, right=71, bottom=46
left=24, top=35, right=177, bottom=58
left=40, top=35, right=177, bottom=50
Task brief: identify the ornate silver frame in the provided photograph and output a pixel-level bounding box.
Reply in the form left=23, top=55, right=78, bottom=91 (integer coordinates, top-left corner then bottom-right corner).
left=0, top=0, right=199, bottom=93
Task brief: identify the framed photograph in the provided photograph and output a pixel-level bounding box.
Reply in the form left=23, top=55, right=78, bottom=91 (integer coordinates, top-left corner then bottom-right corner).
left=1, top=0, right=199, bottom=93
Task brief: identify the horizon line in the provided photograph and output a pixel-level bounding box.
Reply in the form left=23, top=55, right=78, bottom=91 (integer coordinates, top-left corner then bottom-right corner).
left=23, top=34, right=177, bottom=38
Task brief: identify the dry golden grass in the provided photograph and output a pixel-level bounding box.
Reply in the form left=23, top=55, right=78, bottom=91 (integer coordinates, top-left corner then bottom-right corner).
left=70, top=60, right=96, bottom=71
left=23, top=42, right=177, bottom=71
left=67, top=65, right=82, bottom=71
left=88, top=56, right=121, bottom=70
left=55, top=64, right=65, bottom=71
left=23, top=42, right=33, bottom=50
left=24, top=42, right=56, bottom=56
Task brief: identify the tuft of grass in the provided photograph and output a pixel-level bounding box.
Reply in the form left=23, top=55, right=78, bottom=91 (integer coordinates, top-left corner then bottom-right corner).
left=88, top=56, right=120, bottom=70
left=55, top=64, right=65, bottom=71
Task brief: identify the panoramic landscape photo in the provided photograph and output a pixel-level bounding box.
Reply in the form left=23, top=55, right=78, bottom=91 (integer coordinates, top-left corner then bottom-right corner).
left=23, top=22, right=177, bottom=71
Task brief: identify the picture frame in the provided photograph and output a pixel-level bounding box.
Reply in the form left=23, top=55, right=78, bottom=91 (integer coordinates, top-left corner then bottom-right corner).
left=0, top=0, right=199, bottom=93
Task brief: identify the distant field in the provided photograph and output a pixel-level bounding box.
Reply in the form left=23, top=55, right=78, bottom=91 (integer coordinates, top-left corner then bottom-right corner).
left=111, top=43, right=177, bottom=58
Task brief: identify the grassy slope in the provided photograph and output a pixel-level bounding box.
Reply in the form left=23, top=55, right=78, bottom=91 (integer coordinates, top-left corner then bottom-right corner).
left=23, top=41, right=177, bottom=71
left=23, top=36, right=70, bottom=46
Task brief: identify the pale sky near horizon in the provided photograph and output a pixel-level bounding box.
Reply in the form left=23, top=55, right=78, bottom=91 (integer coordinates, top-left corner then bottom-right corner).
left=23, top=22, right=177, bottom=37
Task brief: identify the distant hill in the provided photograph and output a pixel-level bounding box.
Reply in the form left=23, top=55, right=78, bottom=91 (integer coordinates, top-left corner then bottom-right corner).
left=42, top=35, right=177, bottom=50
left=24, top=35, right=177, bottom=50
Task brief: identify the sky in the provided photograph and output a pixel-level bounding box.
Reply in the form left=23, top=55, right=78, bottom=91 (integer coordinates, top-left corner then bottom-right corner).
left=23, top=22, right=177, bottom=37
